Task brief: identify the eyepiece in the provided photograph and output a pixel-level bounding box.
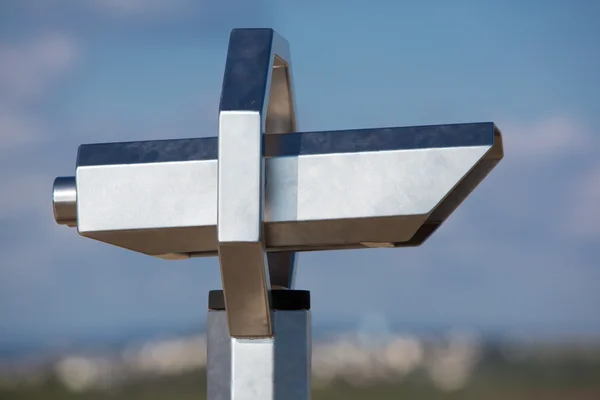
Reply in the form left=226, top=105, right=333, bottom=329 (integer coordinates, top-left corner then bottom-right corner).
left=53, top=176, right=77, bottom=227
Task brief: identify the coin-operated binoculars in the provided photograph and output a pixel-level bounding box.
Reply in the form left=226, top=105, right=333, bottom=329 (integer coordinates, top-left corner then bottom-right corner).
left=52, top=29, right=503, bottom=399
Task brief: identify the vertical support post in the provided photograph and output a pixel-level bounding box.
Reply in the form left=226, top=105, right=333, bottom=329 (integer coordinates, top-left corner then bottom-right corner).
left=207, top=290, right=311, bottom=400
left=217, top=28, right=299, bottom=339
left=214, top=27, right=308, bottom=400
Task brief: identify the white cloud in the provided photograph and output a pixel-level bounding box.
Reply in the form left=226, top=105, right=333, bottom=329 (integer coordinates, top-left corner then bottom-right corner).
left=565, top=163, right=600, bottom=237
left=0, top=32, right=79, bottom=153
left=31, top=33, right=80, bottom=74
left=88, top=0, right=193, bottom=19
left=498, top=115, right=600, bottom=239
left=0, top=32, right=79, bottom=105
left=499, top=115, right=592, bottom=160
left=0, top=171, right=49, bottom=218
left=0, top=32, right=83, bottom=292
left=0, top=107, right=41, bottom=151
left=461, top=114, right=599, bottom=243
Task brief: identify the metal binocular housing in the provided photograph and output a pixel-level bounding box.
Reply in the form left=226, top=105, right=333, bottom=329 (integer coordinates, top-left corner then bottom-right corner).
left=52, top=28, right=503, bottom=400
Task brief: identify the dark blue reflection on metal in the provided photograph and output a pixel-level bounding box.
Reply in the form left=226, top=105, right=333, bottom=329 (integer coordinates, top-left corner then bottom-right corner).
left=219, top=28, right=275, bottom=113
left=77, top=137, right=218, bottom=167
left=77, top=122, right=497, bottom=167
left=278, top=122, right=496, bottom=157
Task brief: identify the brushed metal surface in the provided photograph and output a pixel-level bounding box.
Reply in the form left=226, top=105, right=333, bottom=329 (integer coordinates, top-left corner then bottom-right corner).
left=51, top=26, right=506, bottom=400
left=207, top=309, right=311, bottom=400
left=217, top=29, right=300, bottom=338
left=73, top=123, right=502, bottom=258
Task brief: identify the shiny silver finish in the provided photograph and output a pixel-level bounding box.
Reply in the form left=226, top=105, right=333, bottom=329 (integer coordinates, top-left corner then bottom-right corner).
left=218, top=29, right=298, bottom=338
left=207, top=309, right=311, bottom=400
left=72, top=123, right=502, bottom=258
left=52, top=27, right=505, bottom=399
left=52, top=176, right=77, bottom=227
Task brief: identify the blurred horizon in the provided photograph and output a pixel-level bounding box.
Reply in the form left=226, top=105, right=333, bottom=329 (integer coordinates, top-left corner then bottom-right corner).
left=2, top=328, right=600, bottom=399
left=4, top=310, right=600, bottom=359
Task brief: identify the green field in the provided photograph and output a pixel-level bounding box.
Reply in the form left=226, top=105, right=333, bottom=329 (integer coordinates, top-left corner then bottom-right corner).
left=3, top=357, right=600, bottom=400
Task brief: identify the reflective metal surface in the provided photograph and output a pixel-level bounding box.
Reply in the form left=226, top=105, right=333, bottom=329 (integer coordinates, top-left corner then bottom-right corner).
left=218, top=29, right=298, bottom=338
left=207, top=309, right=311, bottom=400
left=52, top=176, right=77, bottom=227
left=72, top=123, right=502, bottom=258
left=52, top=26, right=506, bottom=400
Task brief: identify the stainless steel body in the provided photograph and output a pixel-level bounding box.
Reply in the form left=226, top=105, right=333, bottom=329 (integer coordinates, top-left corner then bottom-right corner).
left=59, top=122, right=502, bottom=259
left=52, top=28, right=504, bottom=400
left=207, top=292, right=311, bottom=400
left=217, top=29, right=298, bottom=338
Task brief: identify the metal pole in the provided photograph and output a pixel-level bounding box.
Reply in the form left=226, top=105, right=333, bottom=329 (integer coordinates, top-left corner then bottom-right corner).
left=207, top=290, right=311, bottom=400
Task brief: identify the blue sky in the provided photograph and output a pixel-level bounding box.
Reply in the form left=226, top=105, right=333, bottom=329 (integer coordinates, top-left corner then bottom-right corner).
left=0, top=0, right=599, bottom=347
